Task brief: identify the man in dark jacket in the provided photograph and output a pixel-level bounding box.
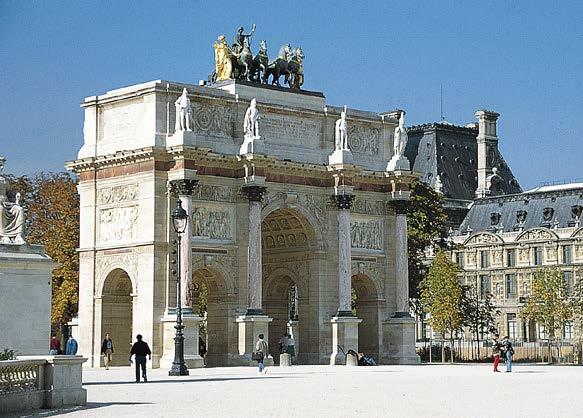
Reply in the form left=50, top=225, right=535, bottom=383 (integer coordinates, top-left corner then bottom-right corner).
left=101, top=333, right=114, bottom=369
left=130, top=334, right=152, bottom=382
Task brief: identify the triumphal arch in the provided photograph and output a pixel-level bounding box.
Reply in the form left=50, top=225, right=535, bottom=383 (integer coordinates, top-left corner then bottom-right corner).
left=67, top=30, right=419, bottom=367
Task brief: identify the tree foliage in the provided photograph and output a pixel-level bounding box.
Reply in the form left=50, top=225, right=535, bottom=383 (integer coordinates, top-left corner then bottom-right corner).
left=420, top=251, right=462, bottom=348
left=407, top=180, right=448, bottom=299
left=8, top=173, right=79, bottom=329
left=569, top=268, right=583, bottom=341
left=521, top=267, right=571, bottom=340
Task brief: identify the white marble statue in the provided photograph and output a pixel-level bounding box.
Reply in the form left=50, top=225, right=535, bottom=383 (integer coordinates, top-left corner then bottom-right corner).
left=393, top=112, right=408, bottom=158
left=175, top=88, right=193, bottom=132
left=0, top=159, right=25, bottom=245
left=335, top=106, right=349, bottom=151
left=243, top=98, right=260, bottom=139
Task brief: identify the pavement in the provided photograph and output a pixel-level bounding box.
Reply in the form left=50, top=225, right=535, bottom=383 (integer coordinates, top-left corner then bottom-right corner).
left=9, top=363, right=583, bottom=418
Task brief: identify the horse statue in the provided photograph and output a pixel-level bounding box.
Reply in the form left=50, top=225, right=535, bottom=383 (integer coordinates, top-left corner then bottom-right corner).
left=231, top=36, right=254, bottom=81
left=287, top=47, right=304, bottom=89
left=264, top=43, right=293, bottom=86
left=250, top=40, right=268, bottom=83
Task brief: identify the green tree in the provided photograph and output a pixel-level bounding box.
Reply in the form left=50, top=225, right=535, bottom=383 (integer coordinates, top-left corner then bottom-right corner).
left=407, top=180, right=448, bottom=300
left=570, top=268, right=583, bottom=363
left=521, top=267, right=571, bottom=362
left=460, top=284, right=499, bottom=358
left=420, top=250, right=462, bottom=363
left=9, top=173, right=80, bottom=330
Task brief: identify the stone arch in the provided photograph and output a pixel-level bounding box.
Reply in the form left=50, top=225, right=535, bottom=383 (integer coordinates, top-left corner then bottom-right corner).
left=262, top=200, right=325, bottom=250
left=100, top=268, right=134, bottom=367
left=191, top=266, right=230, bottom=367
left=352, top=274, right=381, bottom=361
left=463, top=232, right=504, bottom=246
left=192, top=256, right=236, bottom=296
left=570, top=227, right=583, bottom=239
left=95, top=255, right=138, bottom=298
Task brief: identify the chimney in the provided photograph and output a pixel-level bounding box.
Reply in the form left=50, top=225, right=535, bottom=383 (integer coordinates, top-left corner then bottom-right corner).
left=475, top=110, right=500, bottom=198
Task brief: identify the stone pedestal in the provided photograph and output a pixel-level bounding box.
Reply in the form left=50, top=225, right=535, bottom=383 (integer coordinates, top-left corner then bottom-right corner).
left=329, top=316, right=362, bottom=365
left=279, top=353, right=292, bottom=367
left=386, top=155, right=411, bottom=171
left=0, top=244, right=55, bottom=356
left=160, top=312, right=204, bottom=369
left=328, top=149, right=354, bottom=166
left=381, top=317, right=420, bottom=364
left=346, top=352, right=358, bottom=366
left=236, top=315, right=273, bottom=365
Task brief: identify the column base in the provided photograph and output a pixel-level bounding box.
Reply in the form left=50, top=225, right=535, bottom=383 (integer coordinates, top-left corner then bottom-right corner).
left=236, top=314, right=273, bottom=365
left=381, top=316, right=420, bottom=364
left=160, top=313, right=205, bottom=370
left=329, top=316, right=362, bottom=365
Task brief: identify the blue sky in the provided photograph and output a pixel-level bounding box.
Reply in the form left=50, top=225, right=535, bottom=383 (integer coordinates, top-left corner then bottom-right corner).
left=1, top=1, right=581, bottom=189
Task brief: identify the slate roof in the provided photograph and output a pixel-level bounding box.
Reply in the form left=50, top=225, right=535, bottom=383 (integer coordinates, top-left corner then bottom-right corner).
left=405, top=123, right=522, bottom=202
left=458, top=184, right=583, bottom=234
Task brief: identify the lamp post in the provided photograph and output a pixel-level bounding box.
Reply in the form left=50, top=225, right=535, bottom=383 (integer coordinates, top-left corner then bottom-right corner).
left=169, top=198, right=189, bottom=376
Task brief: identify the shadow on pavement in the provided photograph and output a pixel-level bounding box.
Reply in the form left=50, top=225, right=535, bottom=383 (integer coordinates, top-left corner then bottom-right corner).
left=6, top=402, right=152, bottom=418
left=84, top=375, right=288, bottom=386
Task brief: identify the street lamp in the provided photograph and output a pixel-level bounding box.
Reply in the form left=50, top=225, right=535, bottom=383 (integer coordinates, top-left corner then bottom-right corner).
left=169, top=198, right=189, bottom=376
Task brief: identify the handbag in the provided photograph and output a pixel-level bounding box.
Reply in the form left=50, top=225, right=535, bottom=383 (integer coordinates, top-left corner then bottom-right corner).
left=252, top=351, right=264, bottom=361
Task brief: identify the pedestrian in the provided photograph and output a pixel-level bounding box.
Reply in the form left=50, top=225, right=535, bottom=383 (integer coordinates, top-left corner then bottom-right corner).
left=286, top=333, right=296, bottom=358
left=279, top=332, right=289, bottom=354
left=49, top=333, right=60, bottom=355
left=130, top=334, right=152, bottom=383
left=101, top=333, right=114, bottom=370
left=501, top=335, right=514, bottom=372
left=255, top=334, right=269, bottom=375
left=492, top=334, right=501, bottom=372
left=65, top=335, right=78, bottom=355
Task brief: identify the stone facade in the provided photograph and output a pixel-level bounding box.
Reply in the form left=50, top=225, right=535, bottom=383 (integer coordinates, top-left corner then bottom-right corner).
left=67, top=80, right=419, bottom=367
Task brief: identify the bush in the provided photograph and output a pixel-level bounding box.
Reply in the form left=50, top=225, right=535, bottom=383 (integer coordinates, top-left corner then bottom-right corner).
left=0, top=348, right=17, bottom=360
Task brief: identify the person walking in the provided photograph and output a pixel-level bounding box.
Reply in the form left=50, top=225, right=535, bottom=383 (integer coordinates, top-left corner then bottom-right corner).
left=130, top=334, right=151, bottom=383
left=101, top=333, right=114, bottom=370
left=65, top=335, right=78, bottom=355
left=255, top=334, right=269, bottom=375
left=286, top=333, right=296, bottom=359
left=49, top=334, right=60, bottom=355
left=492, top=334, right=501, bottom=372
left=501, top=336, right=514, bottom=372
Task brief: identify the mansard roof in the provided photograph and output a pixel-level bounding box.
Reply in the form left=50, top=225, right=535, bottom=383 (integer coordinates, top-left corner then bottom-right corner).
left=404, top=122, right=522, bottom=202
left=458, top=183, right=583, bottom=234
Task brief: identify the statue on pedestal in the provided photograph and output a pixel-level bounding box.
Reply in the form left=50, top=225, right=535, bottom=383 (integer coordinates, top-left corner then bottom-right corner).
left=174, top=88, right=193, bottom=132
left=393, top=112, right=408, bottom=158
left=0, top=159, right=25, bottom=245
left=335, top=106, right=349, bottom=151
left=244, top=98, right=260, bottom=139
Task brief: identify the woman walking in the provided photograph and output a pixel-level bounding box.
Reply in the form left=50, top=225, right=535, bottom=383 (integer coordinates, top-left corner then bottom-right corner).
left=255, top=334, right=269, bottom=375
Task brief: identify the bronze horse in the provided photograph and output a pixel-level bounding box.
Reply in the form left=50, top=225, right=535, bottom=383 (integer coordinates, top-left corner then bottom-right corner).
left=231, top=37, right=254, bottom=81
left=264, top=44, right=292, bottom=86
left=250, top=40, right=268, bottom=83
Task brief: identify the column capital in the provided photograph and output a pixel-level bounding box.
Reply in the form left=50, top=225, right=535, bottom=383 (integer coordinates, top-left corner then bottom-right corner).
left=169, top=179, right=198, bottom=196
left=242, top=185, right=267, bottom=202
left=390, top=200, right=409, bottom=215
left=332, top=193, right=355, bottom=210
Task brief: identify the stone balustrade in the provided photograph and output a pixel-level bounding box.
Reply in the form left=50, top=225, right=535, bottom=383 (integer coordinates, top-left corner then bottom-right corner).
left=0, top=356, right=87, bottom=414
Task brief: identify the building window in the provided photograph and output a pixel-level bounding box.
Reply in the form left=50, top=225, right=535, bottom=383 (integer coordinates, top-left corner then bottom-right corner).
left=506, top=249, right=516, bottom=267
left=563, top=245, right=572, bottom=264
left=507, top=313, right=517, bottom=340
left=538, top=324, right=546, bottom=340
left=456, top=252, right=464, bottom=269
left=564, top=321, right=574, bottom=340
left=533, top=246, right=543, bottom=266
left=480, top=250, right=489, bottom=269
left=564, top=271, right=574, bottom=295
left=480, top=275, right=490, bottom=299
left=505, top=274, right=517, bottom=299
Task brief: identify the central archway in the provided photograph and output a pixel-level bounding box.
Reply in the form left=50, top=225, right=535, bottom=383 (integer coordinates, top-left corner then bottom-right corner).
left=261, top=207, right=317, bottom=364
left=101, top=268, right=133, bottom=367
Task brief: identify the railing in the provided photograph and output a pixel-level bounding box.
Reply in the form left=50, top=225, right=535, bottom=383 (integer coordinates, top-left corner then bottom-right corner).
left=0, top=360, right=43, bottom=394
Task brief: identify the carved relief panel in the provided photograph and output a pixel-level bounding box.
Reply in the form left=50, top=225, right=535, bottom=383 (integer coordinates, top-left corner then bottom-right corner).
left=261, top=112, right=322, bottom=147
left=191, top=204, right=235, bottom=242
left=351, top=216, right=383, bottom=251
left=348, top=124, right=380, bottom=156
left=97, top=184, right=139, bottom=244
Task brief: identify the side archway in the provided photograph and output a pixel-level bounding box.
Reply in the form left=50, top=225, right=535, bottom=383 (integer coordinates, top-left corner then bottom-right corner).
left=352, top=274, right=381, bottom=361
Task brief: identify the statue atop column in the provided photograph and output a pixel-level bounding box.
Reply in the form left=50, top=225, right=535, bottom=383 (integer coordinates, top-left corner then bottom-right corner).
left=174, top=88, right=193, bottom=132
left=335, top=106, right=349, bottom=151
left=0, top=158, right=25, bottom=245
left=240, top=98, right=262, bottom=155
left=328, top=106, right=353, bottom=166
left=386, top=111, right=411, bottom=171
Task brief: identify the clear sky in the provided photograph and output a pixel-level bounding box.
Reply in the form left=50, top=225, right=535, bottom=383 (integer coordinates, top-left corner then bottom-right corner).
left=1, top=1, right=581, bottom=190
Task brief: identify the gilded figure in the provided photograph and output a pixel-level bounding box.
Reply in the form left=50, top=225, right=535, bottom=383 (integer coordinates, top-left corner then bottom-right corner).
left=213, top=35, right=233, bottom=81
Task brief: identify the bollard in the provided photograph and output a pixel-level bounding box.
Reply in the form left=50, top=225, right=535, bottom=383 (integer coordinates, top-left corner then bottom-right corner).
left=346, top=353, right=358, bottom=366
left=279, top=353, right=292, bottom=367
